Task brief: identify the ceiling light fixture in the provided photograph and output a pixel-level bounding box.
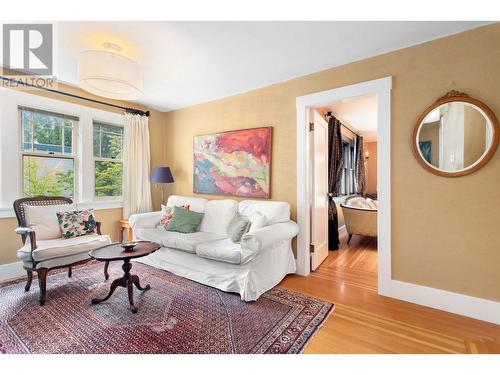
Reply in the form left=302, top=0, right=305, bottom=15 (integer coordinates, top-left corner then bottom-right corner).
left=78, top=43, right=143, bottom=101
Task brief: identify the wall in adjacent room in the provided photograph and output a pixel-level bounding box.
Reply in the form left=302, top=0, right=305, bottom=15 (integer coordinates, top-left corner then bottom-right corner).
left=0, top=80, right=167, bottom=266
left=365, top=141, right=378, bottom=195
left=164, top=23, right=500, bottom=302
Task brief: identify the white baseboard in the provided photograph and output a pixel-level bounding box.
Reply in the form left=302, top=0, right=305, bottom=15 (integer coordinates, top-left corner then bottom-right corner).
left=379, top=279, right=500, bottom=325
left=338, top=225, right=347, bottom=236
left=0, top=261, right=25, bottom=281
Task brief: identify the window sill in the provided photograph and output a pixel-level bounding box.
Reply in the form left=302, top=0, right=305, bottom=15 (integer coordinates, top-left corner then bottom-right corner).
left=0, top=207, right=15, bottom=219
left=78, top=201, right=123, bottom=210
left=0, top=200, right=123, bottom=219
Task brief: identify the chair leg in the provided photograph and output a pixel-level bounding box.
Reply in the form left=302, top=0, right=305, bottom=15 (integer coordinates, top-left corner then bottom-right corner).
left=25, top=270, right=33, bottom=292
left=68, top=266, right=72, bottom=278
left=37, top=268, right=48, bottom=306
left=104, top=260, right=110, bottom=280
left=347, top=234, right=353, bottom=244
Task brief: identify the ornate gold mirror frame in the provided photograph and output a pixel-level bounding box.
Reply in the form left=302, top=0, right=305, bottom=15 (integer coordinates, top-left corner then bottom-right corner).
left=412, top=90, right=500, bottom=177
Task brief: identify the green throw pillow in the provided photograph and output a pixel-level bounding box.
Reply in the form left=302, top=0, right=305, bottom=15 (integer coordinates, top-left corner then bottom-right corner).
left=227, top=213, right=251, bottom=243
left=167, top=206, right=204, bottom=233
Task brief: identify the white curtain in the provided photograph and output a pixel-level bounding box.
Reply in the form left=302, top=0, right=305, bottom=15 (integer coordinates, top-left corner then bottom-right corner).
left=123, top=113, right=153, bottom=218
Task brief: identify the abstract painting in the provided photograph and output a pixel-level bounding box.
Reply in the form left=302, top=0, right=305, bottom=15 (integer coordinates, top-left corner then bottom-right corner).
left=419, top=141, right=432, bottom=164
left=193, top=127, right=272, bottom=198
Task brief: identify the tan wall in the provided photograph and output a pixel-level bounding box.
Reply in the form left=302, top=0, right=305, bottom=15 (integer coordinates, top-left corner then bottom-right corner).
left=164, top=23, right=500, bottom=302
left=0, top=81, right=167, bottom=266
left=365, top=141, right=378, bottom=195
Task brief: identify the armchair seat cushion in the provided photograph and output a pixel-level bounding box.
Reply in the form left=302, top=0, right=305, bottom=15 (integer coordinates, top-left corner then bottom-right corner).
left=17, top=234, right=111, bottom=262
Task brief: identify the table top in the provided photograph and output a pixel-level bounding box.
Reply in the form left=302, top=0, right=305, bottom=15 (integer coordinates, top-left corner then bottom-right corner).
left=89, top=241, right=160, bottom=261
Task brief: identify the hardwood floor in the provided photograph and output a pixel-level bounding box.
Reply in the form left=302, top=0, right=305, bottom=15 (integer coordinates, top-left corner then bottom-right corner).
left=279, top=233, right=500, bottom=353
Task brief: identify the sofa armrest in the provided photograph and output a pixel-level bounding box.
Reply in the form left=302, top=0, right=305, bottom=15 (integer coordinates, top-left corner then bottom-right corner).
left=240, top=221, right=299, bottom=255
left=128, top=211, right=162, bottom=230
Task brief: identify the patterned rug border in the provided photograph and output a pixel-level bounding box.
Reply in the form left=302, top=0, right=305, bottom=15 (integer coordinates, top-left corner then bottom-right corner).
left=299, top=303, right=334, bottom=354
left=272, top=285, right=335, bottom=354
left=0, top=261, right=335, bottom=354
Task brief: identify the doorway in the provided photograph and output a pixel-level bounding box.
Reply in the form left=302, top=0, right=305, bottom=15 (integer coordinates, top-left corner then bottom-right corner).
left=295, top=77, right=392, bottom=296
left=310, top=95, right=379, bottom=272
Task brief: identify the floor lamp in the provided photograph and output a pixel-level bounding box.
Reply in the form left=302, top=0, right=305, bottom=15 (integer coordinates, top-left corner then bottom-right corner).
left=150, top=166, right=174, bottom=205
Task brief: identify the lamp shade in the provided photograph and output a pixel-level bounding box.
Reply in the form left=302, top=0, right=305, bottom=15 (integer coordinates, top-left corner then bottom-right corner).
left=150, top=166, right=174, bottom=183
left=78, top=50, right=143, bottom=100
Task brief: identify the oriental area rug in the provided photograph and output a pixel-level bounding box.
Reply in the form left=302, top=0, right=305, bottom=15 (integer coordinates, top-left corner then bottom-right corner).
left=0, top=261, right=333, bottom=354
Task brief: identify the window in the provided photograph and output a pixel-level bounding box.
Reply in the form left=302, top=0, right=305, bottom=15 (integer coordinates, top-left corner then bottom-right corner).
left=20, top=107, right=77, bottom=198
left=340, top=139, right=356, bottom=196
left=93, top=121, right=124, bottom=198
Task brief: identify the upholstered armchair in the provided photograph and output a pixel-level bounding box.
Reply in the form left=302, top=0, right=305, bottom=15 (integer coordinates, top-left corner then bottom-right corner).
left=13, top=196, right=111, bottom=305
left=340, top=196, right=378, bottom=243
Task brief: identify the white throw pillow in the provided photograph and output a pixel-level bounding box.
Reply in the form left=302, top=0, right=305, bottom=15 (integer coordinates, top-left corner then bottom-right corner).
left=248, top=211, right=267, bottom=233
left=24, top=203, right=77, bottom=240
left=366, top=198, right=378, bottom=210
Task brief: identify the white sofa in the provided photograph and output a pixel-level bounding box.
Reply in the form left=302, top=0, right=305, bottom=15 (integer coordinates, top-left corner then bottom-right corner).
left=128, top=195, right=298, bottom=301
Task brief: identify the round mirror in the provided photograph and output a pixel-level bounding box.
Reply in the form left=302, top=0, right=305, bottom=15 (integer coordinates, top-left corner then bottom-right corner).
left=413, top=92, right=499, bottom=177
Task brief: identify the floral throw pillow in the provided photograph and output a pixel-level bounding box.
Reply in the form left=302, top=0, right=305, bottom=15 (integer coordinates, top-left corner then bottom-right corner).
left=56, top=209, right=97, bottom=239
left=159, top=204, right=190, bottom=230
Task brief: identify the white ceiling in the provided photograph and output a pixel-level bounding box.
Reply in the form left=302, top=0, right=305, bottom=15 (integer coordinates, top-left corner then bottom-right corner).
left=324, top=95, right=378, bottom=141
left=54, top=21, right=490, bottom=112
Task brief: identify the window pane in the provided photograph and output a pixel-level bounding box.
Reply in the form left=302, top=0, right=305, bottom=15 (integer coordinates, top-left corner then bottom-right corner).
left=95, top=160, right=123, bottom=197
left=63, top=120, right=73, bottom=154
left=22, top=111, right=33, bottom=152
left=23, top=155, right=74, bottom=197
left=93, top=122, right=123, bottom=159
left=21, top=109, right=73, bottom=155
left=93, top=124, right=101, bottom=157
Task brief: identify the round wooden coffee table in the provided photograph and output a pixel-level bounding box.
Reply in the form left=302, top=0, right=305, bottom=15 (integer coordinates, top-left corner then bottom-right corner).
left=89, top=241, right=160, bottom=313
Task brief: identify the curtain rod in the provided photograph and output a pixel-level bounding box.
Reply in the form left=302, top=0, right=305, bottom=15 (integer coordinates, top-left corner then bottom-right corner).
left=0, top=76, right=150, bottom=117
left=325, top=111, right=357, bottom=135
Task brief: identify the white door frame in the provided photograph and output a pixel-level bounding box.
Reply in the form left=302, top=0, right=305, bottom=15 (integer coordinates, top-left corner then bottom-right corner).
left=295, top=76, right=500, bottom=325
left=295, top=76, right=392, bottom=287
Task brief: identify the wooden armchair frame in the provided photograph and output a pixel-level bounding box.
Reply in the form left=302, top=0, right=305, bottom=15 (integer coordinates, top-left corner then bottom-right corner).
left=13, top=196, right=110, bottom=305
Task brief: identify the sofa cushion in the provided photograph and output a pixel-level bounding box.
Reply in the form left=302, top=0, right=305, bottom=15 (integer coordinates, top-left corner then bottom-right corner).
left=195, top=239, right=242, bottom=265
left=199, top=199, right=238, bottom=234
left=238, top=200, right=290, bottom=225
left=134, top=228, right=225, bottom=253
left=17, top=234, right=111, bottom=262
left=175, top=232, right=227, bottom=253
left=135, top=228, right=180, bottom=248
left=166, top=195, right=207, bottom=213
left=24, top=203, right=77, bottom=240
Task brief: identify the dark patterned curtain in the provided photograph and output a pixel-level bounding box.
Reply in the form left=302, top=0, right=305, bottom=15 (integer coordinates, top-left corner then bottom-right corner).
left=355, top=135, right=366, bottom=197
left=327, top=115, right=344, bottom=250
left=328, top=115, right=344, bottom=218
